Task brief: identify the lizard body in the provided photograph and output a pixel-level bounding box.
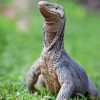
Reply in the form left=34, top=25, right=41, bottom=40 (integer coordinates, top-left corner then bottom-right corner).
left=27, top=1, right=99, bottom=100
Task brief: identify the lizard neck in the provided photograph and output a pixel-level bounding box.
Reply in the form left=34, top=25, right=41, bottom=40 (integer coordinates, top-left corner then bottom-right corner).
left=43, top=19, right=65, bottom=52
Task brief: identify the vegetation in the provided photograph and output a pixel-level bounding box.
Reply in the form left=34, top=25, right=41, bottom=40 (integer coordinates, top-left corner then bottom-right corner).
left=0, top=0, right=100, bottom=100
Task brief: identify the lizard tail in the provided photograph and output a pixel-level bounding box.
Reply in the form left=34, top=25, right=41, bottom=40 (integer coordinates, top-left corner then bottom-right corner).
left=87, top=79, right=100, bottom=100
left=96, top=93, right=100, bottom=100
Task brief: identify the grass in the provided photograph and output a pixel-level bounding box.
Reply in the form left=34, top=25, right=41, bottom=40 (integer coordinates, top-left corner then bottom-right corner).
left=0, top=1, right=100, bottom=100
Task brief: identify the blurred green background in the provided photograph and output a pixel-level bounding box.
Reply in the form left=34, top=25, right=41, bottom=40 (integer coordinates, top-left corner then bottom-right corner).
left=0, top=0, right=100, bottom=99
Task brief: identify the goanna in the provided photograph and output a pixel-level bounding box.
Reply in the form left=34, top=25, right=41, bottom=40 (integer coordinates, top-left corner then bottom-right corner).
left=26, top=1, right=100, bottom=100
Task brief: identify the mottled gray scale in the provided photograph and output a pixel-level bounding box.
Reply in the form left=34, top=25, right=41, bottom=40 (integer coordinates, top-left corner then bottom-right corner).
left=26, top=1, right=100, bottom=100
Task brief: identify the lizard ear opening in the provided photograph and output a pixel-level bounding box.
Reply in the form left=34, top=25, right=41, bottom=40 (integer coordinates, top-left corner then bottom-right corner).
left=57, top=10, right=64, bottom=18
left=60, top=11, right=64, bottom=18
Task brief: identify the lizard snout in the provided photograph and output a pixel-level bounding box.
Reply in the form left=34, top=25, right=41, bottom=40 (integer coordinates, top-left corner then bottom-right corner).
left=38, top=1, right=48, bottom=7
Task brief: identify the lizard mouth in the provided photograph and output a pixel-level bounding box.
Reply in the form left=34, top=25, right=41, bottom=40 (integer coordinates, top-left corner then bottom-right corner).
left=38, top=1, right=58, bottom=19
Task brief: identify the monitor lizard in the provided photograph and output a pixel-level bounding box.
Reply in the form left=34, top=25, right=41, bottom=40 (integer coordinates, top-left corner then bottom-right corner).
left=26, top=1, right=100, bottom=100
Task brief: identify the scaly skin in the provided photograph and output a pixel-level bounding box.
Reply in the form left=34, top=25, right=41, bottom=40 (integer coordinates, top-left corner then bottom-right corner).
left=27, top=1, right=100, bottom=100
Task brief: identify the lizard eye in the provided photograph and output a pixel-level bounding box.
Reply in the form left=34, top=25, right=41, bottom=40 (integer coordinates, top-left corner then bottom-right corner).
left=55, top=7, right=58, bottom=10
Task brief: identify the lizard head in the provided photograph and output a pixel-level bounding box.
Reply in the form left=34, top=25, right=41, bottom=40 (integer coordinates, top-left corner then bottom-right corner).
left=38, top=1, right=65, bottom=22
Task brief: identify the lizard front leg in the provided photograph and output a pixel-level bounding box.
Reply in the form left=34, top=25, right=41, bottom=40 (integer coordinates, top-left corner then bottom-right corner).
left=56, top=65, right=74, bottom=100
left=56, top=80, right=74, bottom=100
left=56, top=78, right=74, bottom=100
left=26, top=60, right=41, bottom=93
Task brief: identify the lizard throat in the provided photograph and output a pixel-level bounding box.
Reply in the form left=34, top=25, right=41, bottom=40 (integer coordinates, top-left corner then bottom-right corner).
left=43, top=21, right=65, bottom=52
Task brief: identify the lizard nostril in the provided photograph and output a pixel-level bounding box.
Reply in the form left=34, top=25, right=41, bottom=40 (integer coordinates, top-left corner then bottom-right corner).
left=38, top=1, right=48, bottom=6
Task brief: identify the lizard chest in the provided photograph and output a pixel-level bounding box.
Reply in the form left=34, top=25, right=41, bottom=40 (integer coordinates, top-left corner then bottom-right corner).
left=40, top=54, right=60, bottom=94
